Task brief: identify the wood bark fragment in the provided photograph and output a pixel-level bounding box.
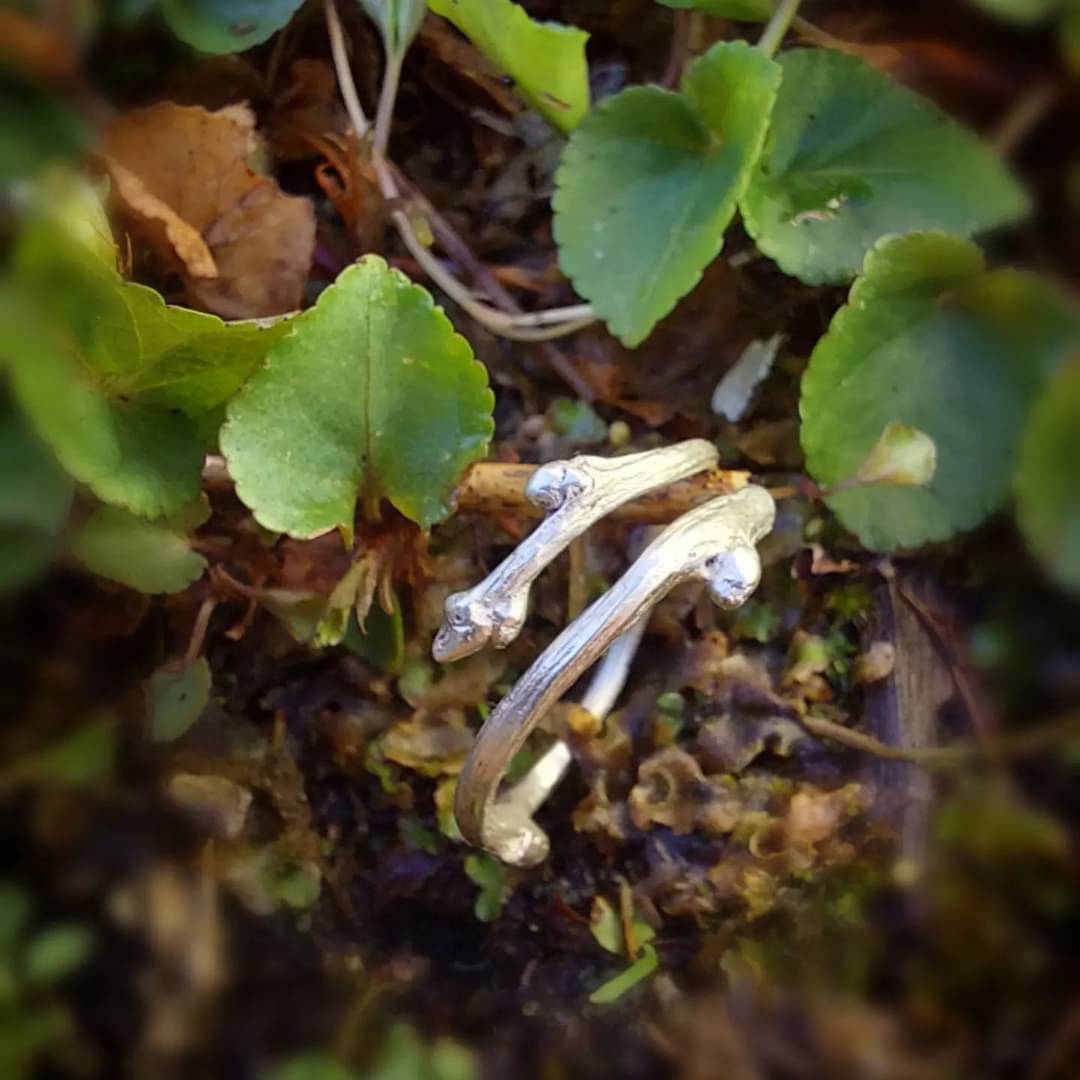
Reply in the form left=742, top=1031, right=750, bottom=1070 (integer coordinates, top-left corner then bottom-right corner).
left=203, top=456, right=750, bottom=525
left=451, top=462, right=750, bottom=524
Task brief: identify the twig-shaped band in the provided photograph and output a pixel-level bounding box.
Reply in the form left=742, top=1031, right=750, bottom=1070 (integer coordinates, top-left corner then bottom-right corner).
left=432, top=440, right=718, bottom=663
left=454, top=485, right=776, bottom=866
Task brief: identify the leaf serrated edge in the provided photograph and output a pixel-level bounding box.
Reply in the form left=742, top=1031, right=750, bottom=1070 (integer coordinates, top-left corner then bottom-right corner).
left=800, top=232, right=1006, bottom=551
left=740, top=48, right=1030, bottom=286
left=372, top=259, right=496, bottom=530
left=221, top=256, right=495, bottom=538
left=553, top=42, right=781, bottom=347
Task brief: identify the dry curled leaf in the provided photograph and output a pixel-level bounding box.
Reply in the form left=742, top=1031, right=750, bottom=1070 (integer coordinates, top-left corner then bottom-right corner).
left=382, top=709, right=475, bottom=776
left=104, top=102, right=315, bottom=319
left=629, top=747, right=743, bottom=836
left=781, top=783, right=865, bottom=855
left=105, top=156, right=218, bottom=280
left=697, top=714, right=807, bottom=774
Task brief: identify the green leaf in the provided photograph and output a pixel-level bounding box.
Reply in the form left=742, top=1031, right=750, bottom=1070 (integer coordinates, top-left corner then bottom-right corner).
left=20, top=170, right=117, bottom=269
left=553, top=41, right=781, bottom=346
left=740, top=49, right=1029, bottom=284
left=463, top=852, right=509, bottom=922
left=1, top=264, right=203, bottom=520
left=23, top=925, right=92, bottom=987
left=801, top=233, right=1062, bottom=551
left=1016, top=360, right=1080, bottom=591
left=361, top=0, right=427, bottom=56
left=116, top=284, right=291, bottom=418
left=221, top=256, right=494, bottom=538
left=161, top=0, right=305, bottom=54
left=427, top=0, right=590, bottom=132
left=145, top=658, right=212, bottom=742
left=0, top=397, right=73, bottom=595
left=4, top=211, right=286, bottom=517
left=71, top=499, right=209, bottom=594
left=588, top=944, right=660, bottom=1005
left=656, top=0, right=774, bottom=18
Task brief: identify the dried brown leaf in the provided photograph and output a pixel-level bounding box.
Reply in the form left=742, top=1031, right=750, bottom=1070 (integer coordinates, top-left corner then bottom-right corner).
left=697, top=714, right=807, bottom=774
left=382, top=709, right=474, bottom=776
left=104, top=156, right=218, bottom=280
left=105, top=102, right=315, bottom=319
left=629, top=748, right=743, bottom=835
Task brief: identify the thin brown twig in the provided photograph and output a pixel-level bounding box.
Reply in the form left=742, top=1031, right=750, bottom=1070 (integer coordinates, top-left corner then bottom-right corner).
left=202, top=454, right=752, bottom=524
left=324, top=0, right=598, bottom=345
left=392, top=166, right=595, bottom=399
left=800, top=710, right=1080, bottom=767
left=451, top=461, right=750, bottom=523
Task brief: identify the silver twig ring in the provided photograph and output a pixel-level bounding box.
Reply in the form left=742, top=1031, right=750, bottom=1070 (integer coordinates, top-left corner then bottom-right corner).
left=453, top=485, right=776, bottom=866
left=432, top=439, right=719, bottom=663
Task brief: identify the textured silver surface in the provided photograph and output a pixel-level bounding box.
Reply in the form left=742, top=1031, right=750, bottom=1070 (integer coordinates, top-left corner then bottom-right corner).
left=432, top=440, right=718, bottom=663
left=454, top=485, right=776, bottom=866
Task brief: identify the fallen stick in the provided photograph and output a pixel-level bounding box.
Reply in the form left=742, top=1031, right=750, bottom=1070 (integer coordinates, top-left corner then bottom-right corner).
left=203, top=455, right=751, bottom=526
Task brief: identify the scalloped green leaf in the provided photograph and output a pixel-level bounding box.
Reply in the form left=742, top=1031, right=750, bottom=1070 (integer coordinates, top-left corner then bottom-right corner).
left=3, top=212, right=288, bottom=518
left=1016, top=359, right=1080, bottom=591
left=801, top=233, right=1069, bottom=552
left=553, top=41, right=780, bottom=347
left=427, top=0, right=590, bottom=132
left=221, top=256, right=495, bottom=538
left=71, top=498, right=210, bottom=593
left=657, top=0, right=773, bottom=18
left=741, top=49, right=1029, bottom=284
left=161, top=0, right=305, bottom=54
left=1, top=272, right=201, bottom=520
left=0, top=396, right=74, bottom=595
left=116, top=284, right=290, bottom=417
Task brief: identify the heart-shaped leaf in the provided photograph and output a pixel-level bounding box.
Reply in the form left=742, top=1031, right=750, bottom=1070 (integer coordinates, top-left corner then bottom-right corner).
left=741, top=49, right=1029, bottom=284
left=71, top=498, right=210, bottom=594
left=221, top=256, right=495, bottom=538
left=161, top=0, right=305, bottom=54
left=1016, top=359, right=1080, bottom=591
left=427, top=0, right=590, bottom=132
left=554, top=41, right=781, bottom=346
left=801, top=233, right=1069, bottom=551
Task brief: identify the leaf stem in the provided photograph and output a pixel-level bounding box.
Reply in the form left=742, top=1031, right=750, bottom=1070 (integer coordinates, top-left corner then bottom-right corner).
left=757, top=0, right=802, bottom=58
left=372, top=49, right=403, bottom=158
left=324, top=0, right=370, bottom=139
left=325, top=0, right=597, bottom=343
